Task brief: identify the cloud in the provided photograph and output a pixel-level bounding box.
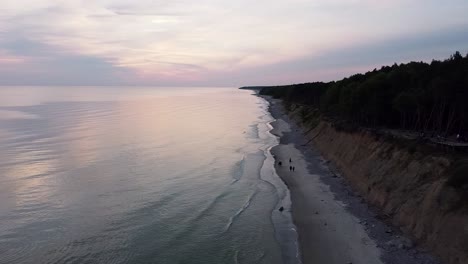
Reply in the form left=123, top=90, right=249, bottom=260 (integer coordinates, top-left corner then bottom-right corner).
left=0, top=37, right=133, bottom=85
left=200, top=24, right=468, bottom=86
left=0, top=0, right=467, bottom=85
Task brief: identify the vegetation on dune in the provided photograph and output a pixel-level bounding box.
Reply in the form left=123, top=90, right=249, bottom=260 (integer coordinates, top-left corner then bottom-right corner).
left=257, top=52, right=468, bottom=137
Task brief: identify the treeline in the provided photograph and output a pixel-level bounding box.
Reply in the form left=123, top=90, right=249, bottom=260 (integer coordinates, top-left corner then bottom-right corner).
left=259, top=52, right=468, bottom=136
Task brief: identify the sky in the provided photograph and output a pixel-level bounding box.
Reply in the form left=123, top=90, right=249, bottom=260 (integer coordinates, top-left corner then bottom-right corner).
left=0, top=0, right=467, bottom=86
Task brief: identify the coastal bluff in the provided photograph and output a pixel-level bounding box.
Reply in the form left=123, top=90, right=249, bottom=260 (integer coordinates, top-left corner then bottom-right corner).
left=284, top=102, right=468, bottom=264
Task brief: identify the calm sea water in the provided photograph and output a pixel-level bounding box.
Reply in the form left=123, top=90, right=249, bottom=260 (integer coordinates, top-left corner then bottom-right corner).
left=0, top=87, right=299, bottom=264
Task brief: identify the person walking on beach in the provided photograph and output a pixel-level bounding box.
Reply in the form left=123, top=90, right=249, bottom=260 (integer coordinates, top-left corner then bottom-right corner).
left=289, top=158, right=292, bottom=163
left=292, top=166, right=295, bottom=172
left=289, top=166, right=292, bottom=171
left=278, top=161, right=282, bottom=166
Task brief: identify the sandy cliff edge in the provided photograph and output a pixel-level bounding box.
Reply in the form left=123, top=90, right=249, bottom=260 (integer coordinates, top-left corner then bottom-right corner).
left=264, top=95, right=443, bottom=264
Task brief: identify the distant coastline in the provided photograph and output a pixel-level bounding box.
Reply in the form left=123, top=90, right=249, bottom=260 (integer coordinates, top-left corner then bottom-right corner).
left=238, top=86, right=265, bottom=91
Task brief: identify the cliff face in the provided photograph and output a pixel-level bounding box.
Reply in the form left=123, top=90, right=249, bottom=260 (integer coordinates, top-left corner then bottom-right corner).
left=287, top=104, right=468, bottom=264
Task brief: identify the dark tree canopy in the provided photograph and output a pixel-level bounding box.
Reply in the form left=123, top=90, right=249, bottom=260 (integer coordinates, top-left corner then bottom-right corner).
left=257, top=52, right=468, bottom=136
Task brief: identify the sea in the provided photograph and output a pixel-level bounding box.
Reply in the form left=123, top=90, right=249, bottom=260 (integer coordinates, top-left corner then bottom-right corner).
left=0, top=86, right=300, bottom=264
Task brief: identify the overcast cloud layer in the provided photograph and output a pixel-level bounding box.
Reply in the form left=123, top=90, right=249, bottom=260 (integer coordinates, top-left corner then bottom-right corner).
left=0, top=1, right=467, bottom=86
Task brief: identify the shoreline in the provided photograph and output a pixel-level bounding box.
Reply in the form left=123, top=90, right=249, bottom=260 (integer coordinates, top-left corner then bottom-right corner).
left=261, top=94, right=440, bottom=264
left=258, top=102, right=302, bottom=264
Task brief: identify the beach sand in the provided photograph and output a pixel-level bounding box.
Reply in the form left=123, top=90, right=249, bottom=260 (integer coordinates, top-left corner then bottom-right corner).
left=271, top=121, right=383, bottom=264
left=264, top=95, right=440, bottom=264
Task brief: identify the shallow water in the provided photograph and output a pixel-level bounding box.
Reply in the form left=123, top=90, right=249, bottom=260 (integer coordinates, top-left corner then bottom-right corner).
left=0, top=87, right=299, bottom=264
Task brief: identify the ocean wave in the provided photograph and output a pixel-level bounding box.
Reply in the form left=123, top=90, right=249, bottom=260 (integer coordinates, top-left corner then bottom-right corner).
left=224, top=190, right=257, bottom=233
left=230, top=156, right=246, bottom=184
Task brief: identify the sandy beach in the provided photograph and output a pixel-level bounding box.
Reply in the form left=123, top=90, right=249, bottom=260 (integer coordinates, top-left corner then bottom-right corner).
left=264, top=95, right=440, bottom=264
left=271, top=115, right=383, bottom=264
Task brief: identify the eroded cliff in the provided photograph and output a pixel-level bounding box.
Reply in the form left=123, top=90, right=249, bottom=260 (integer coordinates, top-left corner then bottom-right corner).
left=287, top=103, right=468, bottom=264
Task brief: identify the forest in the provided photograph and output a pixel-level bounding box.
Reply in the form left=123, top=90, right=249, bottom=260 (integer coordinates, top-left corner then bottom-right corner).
left=255, top=52, right=468, bottom=138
